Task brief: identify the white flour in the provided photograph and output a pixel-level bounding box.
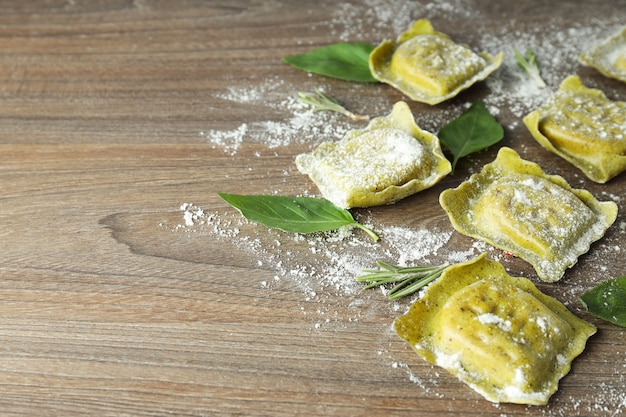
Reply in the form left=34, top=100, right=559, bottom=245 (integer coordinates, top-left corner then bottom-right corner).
left=175, top=202, right=472, bottom=298
left=203, top=83, right=352, bottom=156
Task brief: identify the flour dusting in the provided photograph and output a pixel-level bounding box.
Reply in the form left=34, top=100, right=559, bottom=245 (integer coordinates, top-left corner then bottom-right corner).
left=203, top=84, right=352, bottom=156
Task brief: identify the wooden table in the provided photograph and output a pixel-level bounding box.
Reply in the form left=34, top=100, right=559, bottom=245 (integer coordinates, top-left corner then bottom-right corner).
left=1, top=1, right=625, bottom=415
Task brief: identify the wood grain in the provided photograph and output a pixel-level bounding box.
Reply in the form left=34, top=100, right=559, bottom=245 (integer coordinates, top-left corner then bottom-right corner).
left=1, top=1, right=625, bottom=416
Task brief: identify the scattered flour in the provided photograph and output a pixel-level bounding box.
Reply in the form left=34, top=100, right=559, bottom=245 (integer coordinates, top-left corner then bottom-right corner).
left=383, top=226, right=452, bottom=265
left=478, top=313, right=513, bottom=333
left=175, top=202, right=478, bottom=299
left=328, top=0, right=479, bottom=42
left=480, top=23, right=623, bottom=122
left=203, top=83, right=352, bottom=156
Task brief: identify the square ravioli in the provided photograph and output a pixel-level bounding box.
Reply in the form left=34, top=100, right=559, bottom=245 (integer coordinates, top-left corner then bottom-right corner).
left=439, top=147, right=618, bottom=282
left=579, top=25, right=626, bottom=83
left=524, top=75, right=626, bottom=183
left=395, top=253, right=596, bottom=405
left=295, top=101, right=451, bottom=209
left=369, top=19, right=503, bottom=105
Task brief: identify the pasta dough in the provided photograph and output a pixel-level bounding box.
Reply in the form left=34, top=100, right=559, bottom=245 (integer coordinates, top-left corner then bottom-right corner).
left=369, top=19, right=503, bottom=105
left=395, top=253, right=596, bottom=405
left=579, top=25, right=626, bottom=83
left=439, top=147, right=618, bottom=282
left=295, top=101, right=451, bottom=208
left=524, top=75, right=626, bottom=183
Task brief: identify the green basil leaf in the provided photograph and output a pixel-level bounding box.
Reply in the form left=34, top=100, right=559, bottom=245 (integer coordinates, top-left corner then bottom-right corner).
left=580, top=276, right=626, bottom=327
left=218, top=193, right=378, bottom=241
left=438, top=101, right=504, bottom=172
left=282, top=42, right=378, bottom=83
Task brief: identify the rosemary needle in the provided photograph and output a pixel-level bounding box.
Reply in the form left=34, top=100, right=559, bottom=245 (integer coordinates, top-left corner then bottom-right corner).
left=356, top=261, right=450, bottom=300
left=514, top=48, right=547, bottom=88
left=297, top=89, right=369, bottom=121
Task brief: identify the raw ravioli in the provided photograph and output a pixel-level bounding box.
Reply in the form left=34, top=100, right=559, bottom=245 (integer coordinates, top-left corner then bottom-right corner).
left=369, top=19, right=503, bottom=105
left=295, top=101, right=451, bottom=208
left=524, top=75, right=626, bottom=183
left=395, top=253, right=596, bottom=405
left=439, top=147, right=618, bottom=282
left=579, top=25, right=626, bottom=83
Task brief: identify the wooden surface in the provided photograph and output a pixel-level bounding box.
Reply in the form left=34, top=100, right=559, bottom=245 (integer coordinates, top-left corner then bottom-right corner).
left=1, top=1, right=626, bottom=416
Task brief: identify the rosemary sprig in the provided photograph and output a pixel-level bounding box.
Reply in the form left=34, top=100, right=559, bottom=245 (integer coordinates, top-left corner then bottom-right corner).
left=356, top=261, right=450, bottom=300
left=514, top=48, right=547, bottom=88
left=297, top=89, right=369, bottom=121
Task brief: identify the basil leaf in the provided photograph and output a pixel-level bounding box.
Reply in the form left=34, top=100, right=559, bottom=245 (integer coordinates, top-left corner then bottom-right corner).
left=580, top=276, right=626, bottom=327
left=218, top=193, right=378, bottom=241
left=438, top=101, right=504, bottom=172
left=282, top=42, right=378, bottom=83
